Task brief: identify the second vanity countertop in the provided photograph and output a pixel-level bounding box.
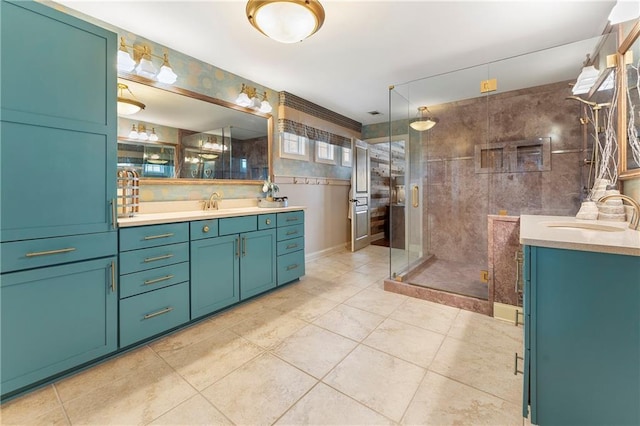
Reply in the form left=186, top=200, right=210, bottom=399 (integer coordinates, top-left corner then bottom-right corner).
left=118, top=200, right=306, bottom=228
left=520, top=215, right=640, bottom=257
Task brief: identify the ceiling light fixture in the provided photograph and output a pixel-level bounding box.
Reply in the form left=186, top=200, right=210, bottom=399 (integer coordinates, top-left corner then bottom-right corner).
left=235, top=84, right=273, bottom=113
left=410, top=106, right=438, bottom=131
left=117, top=83, right=146, bottom=115
left=246, top=0, right=325, bottom=43
left=117, top=37, right=178, bottom=85
left=572, top=65, right=600, bottom=95
left=608, top=0, right=640, bottom=24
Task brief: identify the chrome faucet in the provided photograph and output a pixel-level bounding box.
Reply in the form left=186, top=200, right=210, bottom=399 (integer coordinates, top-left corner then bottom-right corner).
left=203, top=192, right=221, bottom=210
left=598, top=194, right=640, bottom=230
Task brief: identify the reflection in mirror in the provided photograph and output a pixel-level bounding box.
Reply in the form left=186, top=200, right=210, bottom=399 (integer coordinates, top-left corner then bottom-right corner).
left=625, top=29, right=640, bottom=173
left=116, top=77, right=271, bottom=183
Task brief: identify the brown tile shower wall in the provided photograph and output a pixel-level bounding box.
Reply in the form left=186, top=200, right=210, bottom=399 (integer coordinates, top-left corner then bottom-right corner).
left=424, top=81, right=583, bottom=264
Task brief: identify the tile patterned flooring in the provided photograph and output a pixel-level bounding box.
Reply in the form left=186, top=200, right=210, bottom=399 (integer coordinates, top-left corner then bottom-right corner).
left=1, top=245, right=525, bottom=425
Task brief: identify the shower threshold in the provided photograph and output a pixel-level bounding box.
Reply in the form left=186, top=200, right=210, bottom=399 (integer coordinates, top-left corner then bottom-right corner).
left=404, top=256, right=488, bottom=300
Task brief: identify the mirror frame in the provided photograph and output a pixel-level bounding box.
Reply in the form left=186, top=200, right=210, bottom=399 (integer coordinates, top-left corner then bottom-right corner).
left=118, top=74, right=274, bottom=185
left=618, top=20, right=640, bottom=180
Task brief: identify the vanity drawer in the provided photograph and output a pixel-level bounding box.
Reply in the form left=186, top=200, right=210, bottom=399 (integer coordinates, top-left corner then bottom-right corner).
left=277, top=237, right=304, bottom=256
left=119, top=223, right=189, bottom=251
left=258, top=214, right=276, bottom=230
left=190, top=219, right=218, bottom=240
left=219, top=215, right=257, bottom=236
left=120, top=262, right=189, bottom=299
left=119, top=281, right=189, bottom=347
left=1, top=232, right=116, bottom=273
left=119, top=242, right=189, bottom=275
left=277, top=224, right=304, bottom=241
left=277, top=211, right=304, bottom=227
left=277, top=250, right=306, bottom=285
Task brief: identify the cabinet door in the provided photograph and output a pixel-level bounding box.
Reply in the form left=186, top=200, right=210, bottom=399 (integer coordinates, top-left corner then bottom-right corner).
left=190, top=234, right=239, bottom=319
left=0, top=1, right=117, bottom=242
left=533, top=247, right=640, bottom=425
left=1, top=257, right=118, bottom=396
left=240, top=229, right=276, bottom=300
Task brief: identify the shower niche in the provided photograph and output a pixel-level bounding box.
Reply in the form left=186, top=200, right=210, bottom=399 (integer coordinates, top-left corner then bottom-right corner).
left=475, top=137, right=551, bottom=174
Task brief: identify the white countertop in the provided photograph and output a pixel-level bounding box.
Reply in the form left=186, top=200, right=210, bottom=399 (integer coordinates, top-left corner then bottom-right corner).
left=118, top=205, right=305, bottom=227
left=520, top=215, right=640, bottom=256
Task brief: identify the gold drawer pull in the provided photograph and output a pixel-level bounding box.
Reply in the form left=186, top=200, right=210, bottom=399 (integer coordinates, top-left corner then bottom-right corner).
left=266, top=218, right=271, bottom=225
left=143, top=307, right=173, bottom=320
left=286, top=217, right=298, bottom=222
left=143, top=233, right=174, bottom=240
left=26, top=247, right=76, bottom=257
left=286, top=264, right=299, bottom=271
left=144, top=254, right=174, bottom=263
left=144, top=274, right=174, bottom=285
left=286, top=243, right=298, bottom=249
left=286, top=230, right=298, bottom=235
left=202, top=225, right=210, bottom=233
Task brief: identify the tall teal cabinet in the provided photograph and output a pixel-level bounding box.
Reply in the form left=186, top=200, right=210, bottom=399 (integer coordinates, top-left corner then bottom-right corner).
left=522, top=246, right=640, bottom=425
left=0, top=0, right=118, bottom=398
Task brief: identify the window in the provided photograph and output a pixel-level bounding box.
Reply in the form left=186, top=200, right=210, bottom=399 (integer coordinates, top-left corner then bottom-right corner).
left=279, top=132, right=309, bottom=161
left=341, top=147, right=352, bottom=167
left=315, top=141, right=337, bottom=164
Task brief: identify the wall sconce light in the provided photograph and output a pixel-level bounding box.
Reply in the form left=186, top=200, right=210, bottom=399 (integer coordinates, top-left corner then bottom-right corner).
left=246, top=0, right=325, bottom=43
left=117, top=83, right=146, bottom=115
left=410, top=106, right=438, bottom=131
left=201, top=135, right=229, bottom=152
left=235, top=84, right=273, bottom=113
left=128, top=124, right=158, bottom=141
left=117, top=37, right=178, bottom=85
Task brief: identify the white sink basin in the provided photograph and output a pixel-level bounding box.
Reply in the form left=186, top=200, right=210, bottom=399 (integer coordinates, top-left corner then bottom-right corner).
left=543, top=221, right=626, bottom=232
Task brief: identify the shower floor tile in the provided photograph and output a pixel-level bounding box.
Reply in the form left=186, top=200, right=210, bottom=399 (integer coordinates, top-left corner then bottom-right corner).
left=406, top=257, right=489, bottom=300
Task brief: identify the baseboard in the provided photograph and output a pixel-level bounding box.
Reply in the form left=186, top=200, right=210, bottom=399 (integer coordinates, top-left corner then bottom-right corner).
left=493, top=302, right=523, bottom=324
left=370, top=232, right=384, bottom=242
left=306, top=243, right=347, bottom=261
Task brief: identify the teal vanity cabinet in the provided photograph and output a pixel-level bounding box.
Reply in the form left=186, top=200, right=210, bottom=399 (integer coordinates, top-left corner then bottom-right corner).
left=118, top=223, right=191, bottom=347
left=522, top=246, right=640, bottom=425
left=0, top=0, right=118, bottom=398
left=190, top=219, right=240, bottom=318
left=190, top=214, right=277, bottom=319
left=276, top=211, right=306, bottom=285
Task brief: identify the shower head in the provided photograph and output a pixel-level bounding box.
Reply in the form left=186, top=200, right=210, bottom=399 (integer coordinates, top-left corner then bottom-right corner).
left=565, top=96, right=598, bottom=107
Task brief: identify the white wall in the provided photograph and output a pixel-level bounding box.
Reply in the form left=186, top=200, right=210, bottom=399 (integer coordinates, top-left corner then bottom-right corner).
left=277, top=181, right=351, bottom=258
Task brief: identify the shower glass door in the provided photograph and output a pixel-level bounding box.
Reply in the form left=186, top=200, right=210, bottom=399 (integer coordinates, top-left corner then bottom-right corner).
left=389, top=64, right=492, bottom=300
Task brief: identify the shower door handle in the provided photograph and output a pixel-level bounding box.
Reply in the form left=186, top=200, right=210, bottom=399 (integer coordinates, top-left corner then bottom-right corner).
left=411, top=185, right=419, bottom=208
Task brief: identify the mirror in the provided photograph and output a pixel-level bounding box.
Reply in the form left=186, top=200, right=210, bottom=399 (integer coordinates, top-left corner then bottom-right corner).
left=117, top=76, right=273, bottom=184
left=622, top=23, right=640, bottom=178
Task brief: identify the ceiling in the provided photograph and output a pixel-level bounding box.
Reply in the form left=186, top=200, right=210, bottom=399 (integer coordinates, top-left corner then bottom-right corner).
left=59, top=1, right=616, bottom=126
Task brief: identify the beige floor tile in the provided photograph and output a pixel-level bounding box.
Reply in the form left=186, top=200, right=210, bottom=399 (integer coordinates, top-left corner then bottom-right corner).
left=323, top=345, right=425, bottom=422
left=313, top=304, right=385, bottom=341
left=344, top=288, right=406, bottom=317
left=2, top=406, right=69, bottom=426
left=253, top=284, right=311, bottom=308
left=0, top=385, right=64, bottom=425
left=229, top=307, right=307, bottom=349
left=63, top=354, right=196, bottom=425
left=311, top=257, right=354, bottom=274
left=335, top=270, right=380, bottom=288
left=271, top=292, right=339, bottom=322
left=430, top=337, right=522, bottom=405
left=304, top=263, right=345, bottom=281
left=148, top=394, right=232, bottom=425
left=273, top=324, right=357, bottom=378
left=153, top=328, right=264, bottom=390
left=276, top=382, right=394, bottom=425
left=363, top=318, right=445, bottom=368
left=390, top=297, right=460, bottom=335
left=205, top=298, right=267, bottom=329
left=302, top=280, right=364, bottom=303
left=448, top=309, right=523, bottom=353
left=354, top=262, right=391, bottom=279
left=55, top=345, right=159, bottom=402
left=201, top=353, right=316, bottom=425
left=402, top=371, right=522, bottom=425
left=148, top=317, right=225, bottom=354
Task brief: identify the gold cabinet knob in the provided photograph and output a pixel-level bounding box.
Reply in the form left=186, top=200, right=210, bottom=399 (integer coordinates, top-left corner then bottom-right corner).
left=203, top=225, right=210, bottom=233
left=266, top=219, right=271, bottom=225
